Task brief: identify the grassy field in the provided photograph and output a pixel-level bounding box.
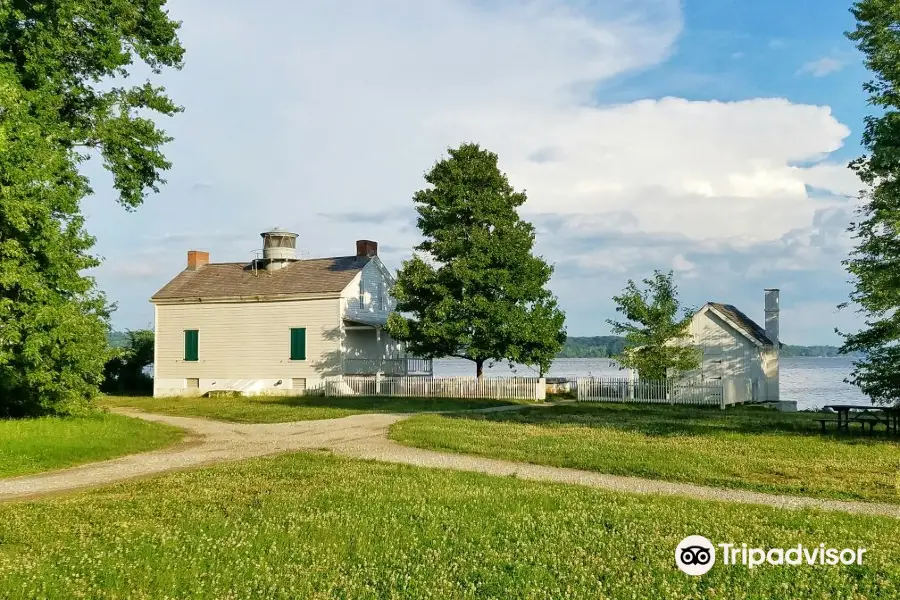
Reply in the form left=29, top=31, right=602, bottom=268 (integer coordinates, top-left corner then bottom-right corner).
left=391, top=403, right=900, bottom=504
left=0, top=413, right=184, bottom=479
left=0, top=452, right=897, bottom=599
left=101, top=394, right=521, bottom=423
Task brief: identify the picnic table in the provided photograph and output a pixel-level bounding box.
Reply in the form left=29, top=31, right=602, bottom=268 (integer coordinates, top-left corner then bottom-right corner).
left=820, top=404, right=900, bottom=434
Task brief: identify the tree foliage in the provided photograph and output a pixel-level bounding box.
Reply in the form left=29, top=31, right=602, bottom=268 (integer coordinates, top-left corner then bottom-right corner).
left=0, top=1, right=183, bottom=416
left=839, top=0, right=900, bottom=405
left=386, top=143, right=566, bottom=377
left=607, top=270, right=700, bottom=381
left=102, top=329, right=153, bottom=394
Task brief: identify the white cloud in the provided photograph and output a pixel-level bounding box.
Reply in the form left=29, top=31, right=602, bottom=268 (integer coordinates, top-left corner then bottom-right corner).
left=798, top=57, right=845, bottom=77
left=82, top=0, right=862, bottom=342
left=799, top=162, right=862, bottom=197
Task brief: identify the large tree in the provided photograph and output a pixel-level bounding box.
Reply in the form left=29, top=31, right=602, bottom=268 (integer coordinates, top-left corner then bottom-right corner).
left=0, top=1, right=184, bottom=416
left=386, top=143, right=566, bottom=378
left=838, top=0, right=900, bottom=406
left=607, top=270, right=700, bottom=381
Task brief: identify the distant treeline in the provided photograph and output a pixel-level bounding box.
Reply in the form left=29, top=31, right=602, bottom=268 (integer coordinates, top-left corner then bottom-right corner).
left=557, top=336, right=856, bottom=358
left=556, top=336, right=628, bottom=358
left=108, top=331, right=130, bottom=348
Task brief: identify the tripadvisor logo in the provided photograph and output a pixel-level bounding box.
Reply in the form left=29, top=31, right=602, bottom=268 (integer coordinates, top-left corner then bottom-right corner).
left=675, top=536, right=866, bottom=576
left=676, top=535, right=716, bottom=576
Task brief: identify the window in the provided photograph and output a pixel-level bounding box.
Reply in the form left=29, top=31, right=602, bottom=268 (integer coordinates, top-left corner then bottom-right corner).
left=184, top=330, right=199, bottom=361
left=290, top=328, right=307, bottom=361
left=377, top=282, right=385, bottom=311
left=358, top=278, right=366, bottom=309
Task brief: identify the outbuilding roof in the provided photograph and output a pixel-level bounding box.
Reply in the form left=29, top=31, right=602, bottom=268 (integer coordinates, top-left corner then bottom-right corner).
left=705, top=302, right=774, bottom=346
left=151, top=256, right=370, bottom=301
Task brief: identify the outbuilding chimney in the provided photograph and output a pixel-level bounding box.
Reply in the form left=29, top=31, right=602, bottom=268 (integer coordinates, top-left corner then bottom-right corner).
left=764, top=288, right=779, bottom=347
left=187, top=250, right=209, bottom=271
left=764, top=288, right=780, bottom=403
left=356, top=240, right=378, bottom=258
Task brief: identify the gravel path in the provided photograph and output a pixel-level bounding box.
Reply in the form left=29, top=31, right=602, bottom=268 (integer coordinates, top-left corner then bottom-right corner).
left=2, top=408, right=898, bottom=519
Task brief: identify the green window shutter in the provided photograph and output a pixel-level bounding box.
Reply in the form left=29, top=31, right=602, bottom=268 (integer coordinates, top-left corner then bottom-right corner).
left=184, top=330, right=199, bottom=361
left=290, top=328, right=306, bottom=361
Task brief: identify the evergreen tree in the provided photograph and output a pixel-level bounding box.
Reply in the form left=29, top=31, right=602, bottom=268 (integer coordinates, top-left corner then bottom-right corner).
left=386, top=143, right=566, bottom=377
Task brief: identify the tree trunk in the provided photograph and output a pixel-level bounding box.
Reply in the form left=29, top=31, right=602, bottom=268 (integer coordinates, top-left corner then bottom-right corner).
left=476, top=359, right=484, bottom=379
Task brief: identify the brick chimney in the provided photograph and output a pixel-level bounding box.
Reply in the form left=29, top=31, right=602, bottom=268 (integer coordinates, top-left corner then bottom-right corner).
left=356, top=240, right=378, bottom=258
left=187, top=250, right=210, bottom=270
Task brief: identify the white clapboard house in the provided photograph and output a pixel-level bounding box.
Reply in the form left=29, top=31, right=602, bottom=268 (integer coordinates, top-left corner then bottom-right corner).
left=150, top=228, right=431, bottom=397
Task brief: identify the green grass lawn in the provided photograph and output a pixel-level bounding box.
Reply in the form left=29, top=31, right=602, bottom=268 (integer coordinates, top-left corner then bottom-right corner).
left=0, top=452, right=897, bottom=599
left=100, top=394, right=522, bottom=423
left=390, top=403, right=900, bottom=504
left=0, top=413, right=184, bottom=479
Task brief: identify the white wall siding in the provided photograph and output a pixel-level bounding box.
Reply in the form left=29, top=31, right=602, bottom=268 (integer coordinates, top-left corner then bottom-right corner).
left=343, top=259, right=395, bottom=324
left=153, top=298, right=341, bottom=396
left=687, top=310, right=767, bottom=401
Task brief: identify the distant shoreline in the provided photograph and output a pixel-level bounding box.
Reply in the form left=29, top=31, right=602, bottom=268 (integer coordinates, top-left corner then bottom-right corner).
left=556, top=336, right=859, bottom=359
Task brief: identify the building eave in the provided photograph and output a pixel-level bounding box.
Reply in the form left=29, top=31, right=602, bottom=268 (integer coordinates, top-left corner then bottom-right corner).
left=344, top=316, right=388, bottom=328
left=371, top=256, right=396, bottom=286
left=150, top=292, right=343, bottom=305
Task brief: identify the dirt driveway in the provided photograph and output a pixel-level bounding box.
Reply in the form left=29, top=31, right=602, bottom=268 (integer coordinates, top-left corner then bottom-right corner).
left=2, top=408, right=898, bottom=519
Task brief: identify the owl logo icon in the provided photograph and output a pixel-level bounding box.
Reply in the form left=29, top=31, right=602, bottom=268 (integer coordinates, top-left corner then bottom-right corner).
left=676, top=535, right=716, bottom=575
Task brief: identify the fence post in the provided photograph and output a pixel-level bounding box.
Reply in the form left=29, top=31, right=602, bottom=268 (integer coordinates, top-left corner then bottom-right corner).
left=537, top=378, right=546, bottom=401
left=375, top=373, right=381, bottom=396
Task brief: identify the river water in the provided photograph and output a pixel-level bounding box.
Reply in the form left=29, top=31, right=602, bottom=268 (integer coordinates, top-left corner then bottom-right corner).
left=432, top=356, right=869, bottom=411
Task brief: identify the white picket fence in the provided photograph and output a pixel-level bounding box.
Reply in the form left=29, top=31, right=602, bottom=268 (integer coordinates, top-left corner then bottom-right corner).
left=575, top=377, right=741, bottom=407
left=322, top=375, right=545, bottom=401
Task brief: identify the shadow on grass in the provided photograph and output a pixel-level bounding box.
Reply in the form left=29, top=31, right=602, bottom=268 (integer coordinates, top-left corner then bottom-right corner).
left=253, top=395, right=524, bottom=413
left=437, top=402, right=900, bottom=444
left=104, top=394, right=526, bottom=415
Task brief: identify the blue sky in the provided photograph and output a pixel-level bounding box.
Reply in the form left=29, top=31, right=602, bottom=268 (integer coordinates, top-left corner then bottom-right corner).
left=604, top=0, right=866, bottom=130
left=83, top=0, right=872, bottom=345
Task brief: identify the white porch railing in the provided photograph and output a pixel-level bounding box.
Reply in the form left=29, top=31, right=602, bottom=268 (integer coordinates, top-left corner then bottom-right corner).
left=343, top=358, right=433, bottom=376
left=575, top=377, right=748, bottom=408
left=324, top=375, right=544, bottom=400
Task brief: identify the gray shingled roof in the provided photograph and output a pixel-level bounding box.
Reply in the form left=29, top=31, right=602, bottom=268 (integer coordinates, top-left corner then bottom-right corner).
left=706, top=302, right=773, bottom=346
left=151, top=256, right=370, bottom=301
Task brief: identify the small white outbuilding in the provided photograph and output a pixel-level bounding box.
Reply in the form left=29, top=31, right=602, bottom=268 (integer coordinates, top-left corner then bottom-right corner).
left=681, top=289, right=781, bottom=402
